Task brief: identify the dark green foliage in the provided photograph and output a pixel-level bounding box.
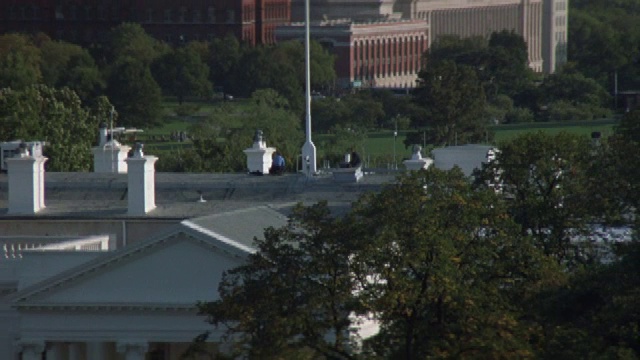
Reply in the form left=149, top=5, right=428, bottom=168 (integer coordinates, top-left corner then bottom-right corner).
left=200, top=202, right=360, bottom=359
left=106, top=58, right=163, bottom=128
left=39, top=39, right=105, bottom=100
left=225, top=39, right=336, bottom=114
left=534, top=240, right=640, bottom=358
left=0, top=85, right=104, bottom=171
left=476, top=132, right=606, bottom=266
left=152, top=45, right=213, bottom=104
left=350, top=169, right=557, bottom=359
left=412, top=60, right=488, bottom=146
left=106, top=23, right=169, bottom=66
left=0, top=34, right=42, bottom=90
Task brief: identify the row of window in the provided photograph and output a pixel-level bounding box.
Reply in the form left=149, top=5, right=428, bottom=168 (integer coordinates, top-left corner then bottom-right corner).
left=555, top=1, right=567, bottom=11
left=554, top=15, right=566, bottom=27
left=147, top=8, right=235, bottom=24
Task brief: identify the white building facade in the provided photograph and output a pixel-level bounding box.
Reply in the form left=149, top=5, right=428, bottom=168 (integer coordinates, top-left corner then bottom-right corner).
left=291, top=0, right=569, bottom=74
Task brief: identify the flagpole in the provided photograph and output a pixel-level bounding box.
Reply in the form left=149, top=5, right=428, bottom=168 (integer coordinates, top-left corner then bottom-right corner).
left=301, top=0, right=317, bottom=176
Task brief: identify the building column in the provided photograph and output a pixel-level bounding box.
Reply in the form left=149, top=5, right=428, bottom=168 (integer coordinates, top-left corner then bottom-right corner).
left=18, top=340, right=44, bottom=360
left=117, top=341, right=148, bottom=360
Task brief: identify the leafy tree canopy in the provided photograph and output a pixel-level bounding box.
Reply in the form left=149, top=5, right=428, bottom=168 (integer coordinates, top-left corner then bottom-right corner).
left=38, top=37, right=104, bottom=100
left=476, top=132, right=609, bottom=266
left=152, top=44, right=213, bottom=104
left=106, top=23, right=170, bottom=66
left=412, top=60, right=488, bottom=146
left=0, top=33, right=42, bottom=90
left=106, top=58, right=163, bottom=128
left=0, top=85, right=106, bottom=171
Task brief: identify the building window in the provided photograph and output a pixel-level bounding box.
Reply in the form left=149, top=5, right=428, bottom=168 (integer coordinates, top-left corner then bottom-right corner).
left=193, top=9, right=201, bottom=23
left=84, top=6, right=92, bottom=20
left=179, top=7, right=187, bottom=23
left=227, top=10, right=235, bottom=23
left=146, top=9, right=153, bottom=23
left=208, top=7, right=216, bottom=23
left=164, top=9, right=172, bottom=23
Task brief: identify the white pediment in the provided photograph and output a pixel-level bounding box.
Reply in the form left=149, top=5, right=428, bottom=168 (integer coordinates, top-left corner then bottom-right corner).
left=13, top=232, right=245, bottom=306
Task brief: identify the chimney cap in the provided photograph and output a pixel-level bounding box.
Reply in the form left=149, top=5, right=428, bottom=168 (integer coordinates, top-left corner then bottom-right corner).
left=132, top=142, right=144, bottom=158
left=17, top=142, right=29, bottom=157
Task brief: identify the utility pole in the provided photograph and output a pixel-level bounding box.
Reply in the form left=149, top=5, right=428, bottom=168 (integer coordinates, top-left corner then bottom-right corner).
left=393, top=115, right=398, bottom=170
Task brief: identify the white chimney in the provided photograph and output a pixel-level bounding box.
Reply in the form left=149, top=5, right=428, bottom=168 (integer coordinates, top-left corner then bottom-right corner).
left=125, top=143, right=157, bottom=215
left=403, top=145, right=432, bottom=171
left=6, top=143, right=47, bottom=214
left=93, top=123, right=130, bottom=173
left=243, top=129, right=276, bottom=174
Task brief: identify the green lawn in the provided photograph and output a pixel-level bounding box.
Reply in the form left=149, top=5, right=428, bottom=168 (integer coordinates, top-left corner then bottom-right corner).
left=490, top=119, right=617, bottom=143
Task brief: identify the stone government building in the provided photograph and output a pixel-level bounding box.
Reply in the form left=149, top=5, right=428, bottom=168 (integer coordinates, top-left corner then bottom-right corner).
left=285, top=0, right=568, bottom=87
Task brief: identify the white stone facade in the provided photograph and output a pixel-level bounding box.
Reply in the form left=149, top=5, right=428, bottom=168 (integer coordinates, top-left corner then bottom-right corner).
left=290, top=0, right=568, bottom=74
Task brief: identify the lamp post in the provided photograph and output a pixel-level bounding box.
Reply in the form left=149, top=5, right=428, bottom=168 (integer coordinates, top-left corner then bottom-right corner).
left=393, top=115, right=398, bottom=170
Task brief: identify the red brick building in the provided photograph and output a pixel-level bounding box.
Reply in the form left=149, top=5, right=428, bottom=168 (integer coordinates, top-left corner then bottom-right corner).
left=0, top=0, right=291, bottom=45
left=276, top=19, right=429, bottom=89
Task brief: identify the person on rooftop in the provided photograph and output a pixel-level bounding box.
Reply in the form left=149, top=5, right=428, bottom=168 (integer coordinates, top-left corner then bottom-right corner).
left=270, top=152, right=285, bottom=175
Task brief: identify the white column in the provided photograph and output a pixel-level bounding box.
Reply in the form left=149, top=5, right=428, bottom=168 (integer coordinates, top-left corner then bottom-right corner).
left=117, top=341, right=148, bottom=360
left=18, top=340, right=44, bottom=360
left=87, top=341, right=108, bottom=360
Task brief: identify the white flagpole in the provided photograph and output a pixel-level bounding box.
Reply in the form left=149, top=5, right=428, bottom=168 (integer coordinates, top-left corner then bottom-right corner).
left=301, top=0, right=317, bottom=176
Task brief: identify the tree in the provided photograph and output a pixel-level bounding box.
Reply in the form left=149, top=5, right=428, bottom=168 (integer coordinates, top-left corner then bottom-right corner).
left=0, top=85, right=103, bottom=171
left=209, top=35, right=243, bottom=96
left=348, top=169, right=558, bottom=359
left=39, top=39, right=104, bottom=101
left=227, top=40, right=336, bottom=113
left=476, top=132, right=607, bottom=266
left=485, top=30, right=535, bottom=100
left=412, top=60, right=488, bottom=146
left=152, top=45, right=213, bottom=104
left=601, top=110, right=640, bottom=210
left=0, top=34, right=42, bottom=89
left=537, top=70, right=612, bottom=120
left=533, top=239, right=640, bottom=358
left=425, top=32, right=535, bottom=103
left=106, top=58, right=163, bottom=128
left=199, top=202, right=361, bottom=359
left=105, top=23, right=169, bottom=66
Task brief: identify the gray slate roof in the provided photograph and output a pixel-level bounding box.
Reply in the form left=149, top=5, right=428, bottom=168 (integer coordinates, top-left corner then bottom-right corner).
left=0, top=171, right=397, bottom=220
